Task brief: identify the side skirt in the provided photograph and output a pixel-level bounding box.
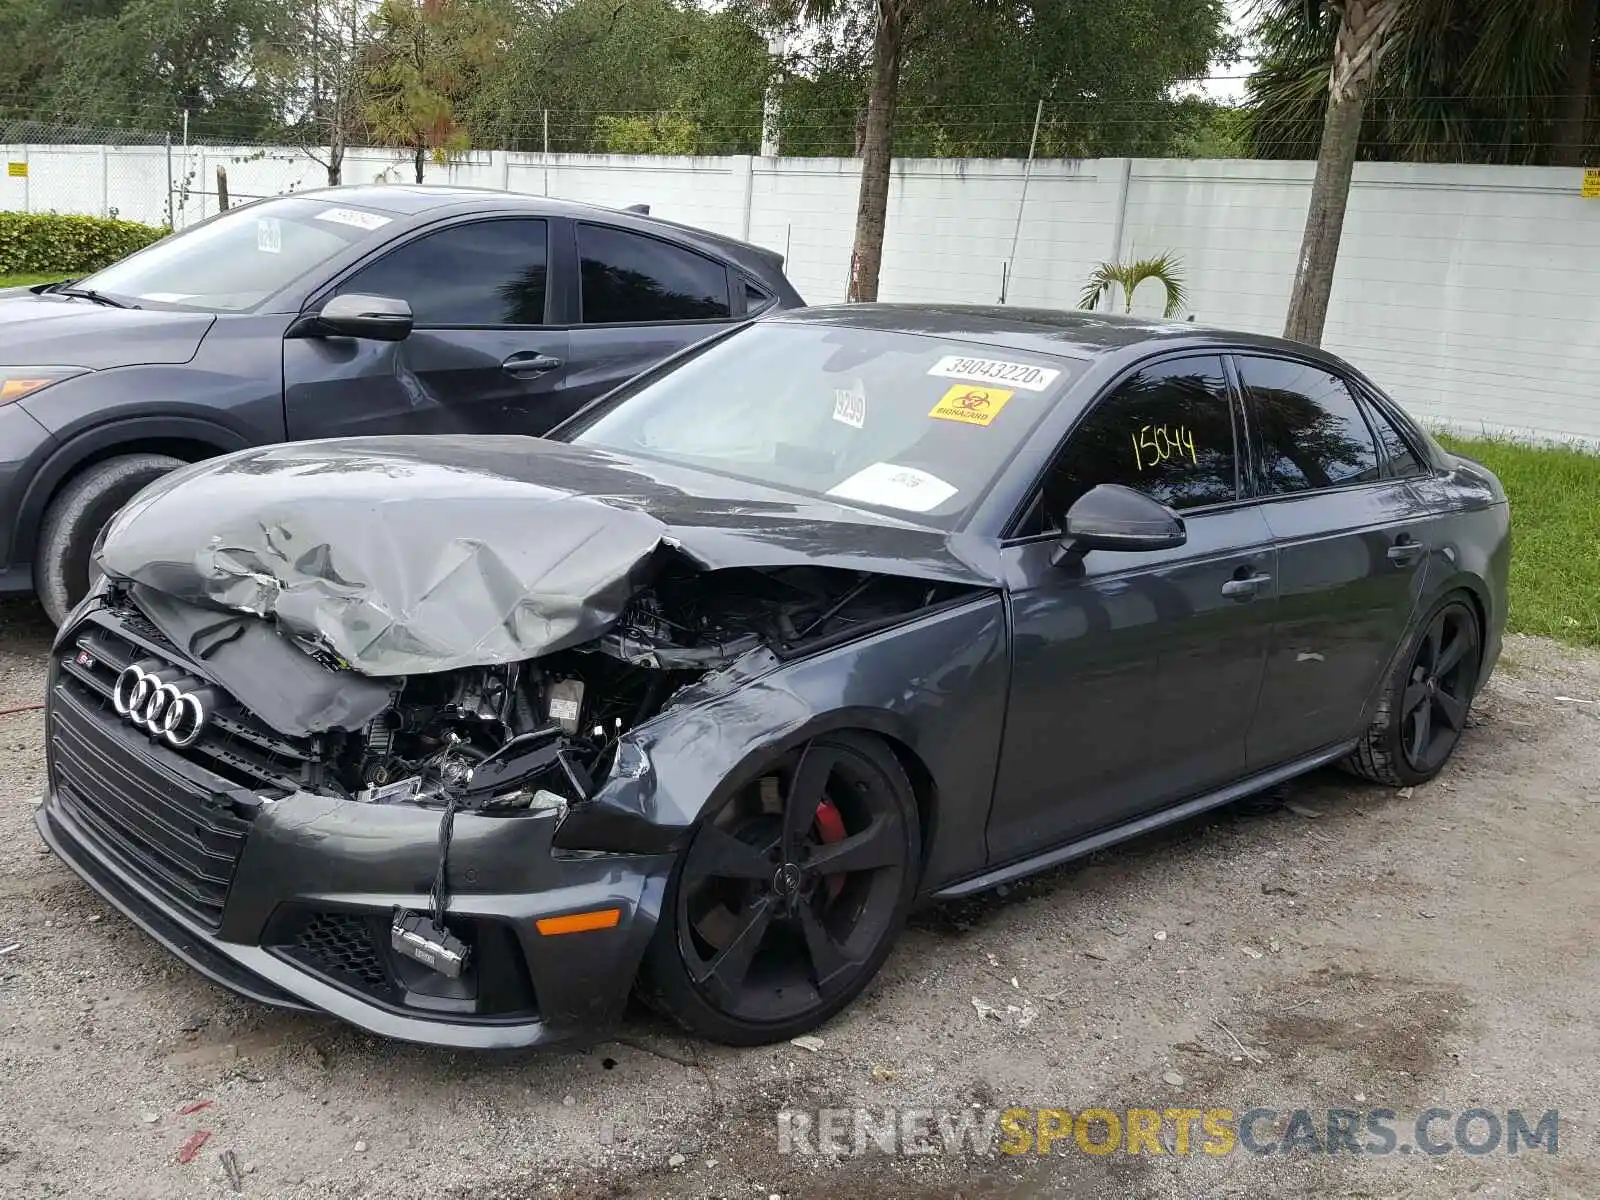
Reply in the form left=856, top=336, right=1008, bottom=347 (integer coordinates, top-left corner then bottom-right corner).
left=929, top=740, right=1358, bottom=899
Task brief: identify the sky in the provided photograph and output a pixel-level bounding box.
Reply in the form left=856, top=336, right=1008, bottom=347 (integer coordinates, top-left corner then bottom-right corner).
left=1200, top=0, right=1258, bottom=102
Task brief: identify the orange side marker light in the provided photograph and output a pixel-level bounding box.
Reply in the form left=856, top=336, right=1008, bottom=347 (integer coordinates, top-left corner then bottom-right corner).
left=536, top=908, right=622, bottom=935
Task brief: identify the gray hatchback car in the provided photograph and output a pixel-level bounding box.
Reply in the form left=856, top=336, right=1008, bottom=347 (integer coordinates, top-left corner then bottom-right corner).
left=0, top=185, right=803, bottom=623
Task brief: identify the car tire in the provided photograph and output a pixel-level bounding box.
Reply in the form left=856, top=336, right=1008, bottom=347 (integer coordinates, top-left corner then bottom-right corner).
left=1343, top=593, right=1483, bottom=788
left=35, top=453, right=184, bottom=625
left=638, top=731, right=921, bottom=1046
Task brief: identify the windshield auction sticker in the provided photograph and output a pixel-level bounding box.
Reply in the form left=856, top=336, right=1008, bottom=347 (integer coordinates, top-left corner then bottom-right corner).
left=928, top=355, right=1060, bottom=392
left=929, top=384, right=1013, bottom=427
left=833, top=382, right=866, bottom=429
left=828, top=462, right=957, bottom=513
left=315, top=207, right=393, bottom=231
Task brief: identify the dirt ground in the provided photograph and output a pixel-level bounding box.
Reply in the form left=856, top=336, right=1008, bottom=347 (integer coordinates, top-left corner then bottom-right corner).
left=1, top=593, right=1596, bottom=1199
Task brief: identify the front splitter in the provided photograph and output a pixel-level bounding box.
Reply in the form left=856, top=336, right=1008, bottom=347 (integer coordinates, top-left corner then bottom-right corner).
left=36, top=788, right=671, bottom=1050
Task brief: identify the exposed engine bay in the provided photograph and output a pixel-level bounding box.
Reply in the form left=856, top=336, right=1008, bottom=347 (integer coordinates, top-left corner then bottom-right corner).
left=63, top=434, right=1014, bottom=1002
left=310, top=562, right=975, bottom=812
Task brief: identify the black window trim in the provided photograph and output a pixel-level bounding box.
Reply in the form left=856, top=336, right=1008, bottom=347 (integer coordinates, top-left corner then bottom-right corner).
left=1229, top=350, right=1396, bottom=503
left=1350, top=379, right=1435, bottom=480
left=1001, top=350, right=1252, bottom=545
left=314, top=213, right=558, bottom=330
left=575, top=219, right=737, bottom=329
left=740, top=277, right=777, bottom=318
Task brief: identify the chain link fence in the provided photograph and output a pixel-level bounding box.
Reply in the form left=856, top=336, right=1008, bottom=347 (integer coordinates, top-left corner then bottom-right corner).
left=0, top=119, right=175, bottom=227
left=0, top=97, right=1256, bottom=230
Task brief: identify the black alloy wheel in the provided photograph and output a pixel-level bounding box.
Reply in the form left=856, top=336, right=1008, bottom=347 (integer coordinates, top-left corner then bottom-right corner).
left=1345, top=593, right=1484, bottom=787
left=641, top=731, right=919, bottom=1044
left=1400, top=601, right=1480, bottom=775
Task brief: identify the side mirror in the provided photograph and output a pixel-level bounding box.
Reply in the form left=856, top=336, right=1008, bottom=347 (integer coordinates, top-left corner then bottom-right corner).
left=301, top=293, right=413, bottom=341
left=1053, top=484, right=1186, bottom=564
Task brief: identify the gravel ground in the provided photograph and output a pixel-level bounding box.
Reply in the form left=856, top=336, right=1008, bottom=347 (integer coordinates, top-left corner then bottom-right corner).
left=1, top=594, right=1596, bottom=1199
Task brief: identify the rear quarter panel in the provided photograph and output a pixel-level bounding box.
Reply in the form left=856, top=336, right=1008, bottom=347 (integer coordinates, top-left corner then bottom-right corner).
left=1407, top=454, right=1511, bottom=688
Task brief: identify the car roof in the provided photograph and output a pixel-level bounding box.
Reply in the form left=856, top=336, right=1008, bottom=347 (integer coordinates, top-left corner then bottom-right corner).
left=286, top=184, right=792, bottom=288
left=772, top=303, right=1347, bottom=367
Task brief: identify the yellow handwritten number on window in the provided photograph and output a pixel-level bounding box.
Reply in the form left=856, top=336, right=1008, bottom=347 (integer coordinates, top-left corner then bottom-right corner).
left=1131, top=424, right=1198, bottom=471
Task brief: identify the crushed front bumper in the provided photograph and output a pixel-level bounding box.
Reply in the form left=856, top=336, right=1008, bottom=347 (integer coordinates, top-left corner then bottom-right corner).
left=36, top=783, right=674, bottom=1049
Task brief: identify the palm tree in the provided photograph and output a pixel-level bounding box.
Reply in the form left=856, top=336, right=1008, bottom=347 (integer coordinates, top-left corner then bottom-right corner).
left=1247, top=0, right=1597, bottom=167
left=1079, top=254, right=1188, bottom=318
left=1253, top=0, right=1598, bottom=345
left=1556, top=0, right=1600, bottom=163
left=1281, top=0, right=1405, bottom=347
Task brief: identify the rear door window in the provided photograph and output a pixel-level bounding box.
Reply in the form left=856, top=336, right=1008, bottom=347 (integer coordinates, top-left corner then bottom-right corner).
left=1236, top=356, right=1381, bottom=494
left=578, top=224, right=731, bottom=324
left=1362, top=395, right=1429, bottom=478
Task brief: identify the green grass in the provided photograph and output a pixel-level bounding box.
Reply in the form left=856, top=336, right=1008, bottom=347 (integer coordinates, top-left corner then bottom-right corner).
left=1438, top=433, right=1600, bottom=647
left=0, top=273, right=68, bottom=288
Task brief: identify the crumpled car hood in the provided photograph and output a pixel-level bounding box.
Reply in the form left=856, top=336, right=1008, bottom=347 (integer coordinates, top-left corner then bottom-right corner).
left=96, top=435, right=1000, bottom=676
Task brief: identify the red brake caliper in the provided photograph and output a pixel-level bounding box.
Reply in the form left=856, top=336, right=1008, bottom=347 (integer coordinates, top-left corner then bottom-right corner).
left=813, top=799, right=847, bottom=902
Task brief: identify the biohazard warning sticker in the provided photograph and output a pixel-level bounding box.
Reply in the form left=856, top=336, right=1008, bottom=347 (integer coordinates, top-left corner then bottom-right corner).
left=928, top=384, right=1013, bottom=427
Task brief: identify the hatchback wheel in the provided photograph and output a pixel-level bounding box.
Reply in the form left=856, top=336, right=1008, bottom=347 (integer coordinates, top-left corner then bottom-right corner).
left=35, top=453, right=184, bottom=625
left=1345, top=596, right=1482, bottom=787
left=639, top=731, right=919, bottom=1045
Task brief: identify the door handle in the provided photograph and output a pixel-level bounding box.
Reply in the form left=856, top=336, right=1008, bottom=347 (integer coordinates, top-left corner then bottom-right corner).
left=501, top=352, right=563, bottom=377
left=1221, top=571, right=1272, bottom=600
left=1387, top=536, right=1425, bottom=567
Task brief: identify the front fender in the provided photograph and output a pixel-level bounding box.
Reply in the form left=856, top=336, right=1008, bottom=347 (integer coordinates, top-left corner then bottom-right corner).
left=557, top=593, right=1010, bottom=893
left=9, top=411, right=256, bottom=575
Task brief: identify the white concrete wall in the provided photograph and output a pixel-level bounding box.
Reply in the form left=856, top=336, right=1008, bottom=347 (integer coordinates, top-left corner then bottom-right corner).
left=3, top=141, right=1598, bottom=445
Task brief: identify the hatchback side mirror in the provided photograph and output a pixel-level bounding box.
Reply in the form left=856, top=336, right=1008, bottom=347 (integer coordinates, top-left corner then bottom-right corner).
left=297, top=293, right=413, bottom=341
left=1053, top=483, right=1186, bottom=565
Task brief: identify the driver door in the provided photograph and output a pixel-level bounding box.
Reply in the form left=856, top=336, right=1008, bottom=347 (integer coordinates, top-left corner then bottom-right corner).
left=986, top=355, right=1278, bottom=864
left=284, top=217, right=570, bottom=440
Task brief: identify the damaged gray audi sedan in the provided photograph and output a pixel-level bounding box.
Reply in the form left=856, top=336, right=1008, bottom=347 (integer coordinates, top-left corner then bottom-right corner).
left=35, top=305, right=1509, bottom=1048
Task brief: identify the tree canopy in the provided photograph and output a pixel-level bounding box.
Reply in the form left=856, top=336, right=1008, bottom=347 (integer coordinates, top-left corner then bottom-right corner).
left=1243, top=0, right=1599, bottom=166
left=772, top=0, right=1236, bottom=157
left=0, top=0, right=1243, bottom=159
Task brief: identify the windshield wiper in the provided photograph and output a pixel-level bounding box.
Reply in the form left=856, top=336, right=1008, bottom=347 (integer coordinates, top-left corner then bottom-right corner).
left=57, top=287, right=135, bottom=309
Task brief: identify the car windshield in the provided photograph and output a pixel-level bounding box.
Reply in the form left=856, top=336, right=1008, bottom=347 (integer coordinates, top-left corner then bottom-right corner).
left=74, top=196, right=399, bottom=312
left=563, top=320, right=1084, bottom=527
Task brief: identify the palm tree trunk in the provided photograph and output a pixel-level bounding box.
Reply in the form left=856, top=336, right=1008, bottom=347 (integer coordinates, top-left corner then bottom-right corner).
left=847, top=1, right=904, bottom=303
left=1553, top=0, right=1598, bottom=167
left=1283, top=0, right=1400, bottom=347
left=414, top=144, right=426, bottom=184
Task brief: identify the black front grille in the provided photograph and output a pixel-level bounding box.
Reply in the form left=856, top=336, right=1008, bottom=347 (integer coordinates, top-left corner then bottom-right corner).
left=51, top=690, right=252, bottom=927
left=47, top=601, right=322, bottom=928
left=57, top=603, right=322, bottom=796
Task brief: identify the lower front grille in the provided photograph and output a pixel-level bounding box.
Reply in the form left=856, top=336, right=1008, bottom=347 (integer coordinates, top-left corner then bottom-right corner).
left=291, top=911, right=390, bottom=990
left=263, top=904, right=541, bottom=1020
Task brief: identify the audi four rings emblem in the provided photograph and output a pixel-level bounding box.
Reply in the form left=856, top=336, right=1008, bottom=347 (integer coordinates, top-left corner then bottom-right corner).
left=111, top=665, right=208, bottom=748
